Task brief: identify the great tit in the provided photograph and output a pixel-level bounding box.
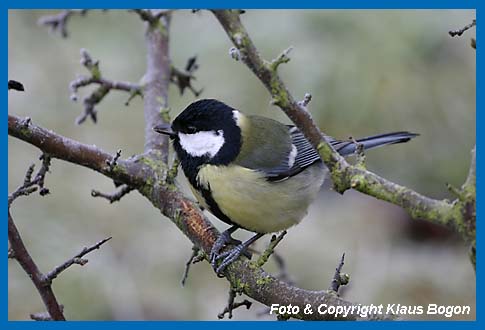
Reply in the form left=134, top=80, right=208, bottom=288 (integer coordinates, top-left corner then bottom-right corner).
left=154, top=99, right=417, bottom=274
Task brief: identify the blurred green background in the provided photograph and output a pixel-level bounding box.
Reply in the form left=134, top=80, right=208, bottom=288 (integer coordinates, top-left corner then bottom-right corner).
left=8, top=10, right=475, bottom=320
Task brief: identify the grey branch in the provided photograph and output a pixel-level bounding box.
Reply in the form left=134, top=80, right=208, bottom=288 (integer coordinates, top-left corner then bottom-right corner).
left=91, top=184, right=133, bottom=203
left=8, top=153, right=51, bottom=206
left=70, top=49, right=142, bottom=125
left=449, top=19, right=476, bottom=37
left=180, top=245, right=205, bottom=287
left=269, top=46, right=293, bottom=71
left=106, top=149, right=122, bottom=172
left=256, top=231, right=287, bottom=268
left=218, top=289, right=252, bottom=319
left=132, top=9, right=173, bottom=24
left=45, top=237, right=112, bottom=283
left=298, top=92, right=312, bottom=108
left=170, top=57, right=203, bottom=97
left=329, top=253, right=350, bottom=293
left=38, top=10, right=88, bottom=38
left=142, top=11, right=172, bottom=158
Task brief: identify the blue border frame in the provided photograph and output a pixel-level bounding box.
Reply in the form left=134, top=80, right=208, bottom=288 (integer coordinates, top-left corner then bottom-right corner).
left=5, top=0, right=479, bottom=328
left=3, top=1, right=480, bottom=10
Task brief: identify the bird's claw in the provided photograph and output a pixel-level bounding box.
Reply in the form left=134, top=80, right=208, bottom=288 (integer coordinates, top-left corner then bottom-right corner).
left=210, top=230, right=237, bottom=268
left=210, top=230, right=252, bottom=276
left=214, top=244, right=252, bottom=275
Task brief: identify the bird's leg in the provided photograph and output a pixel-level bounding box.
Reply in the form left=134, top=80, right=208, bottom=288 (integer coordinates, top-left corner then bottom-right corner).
left=210, top=225, right=240, bottom=268
left=214, top=233, right=265, bottom=276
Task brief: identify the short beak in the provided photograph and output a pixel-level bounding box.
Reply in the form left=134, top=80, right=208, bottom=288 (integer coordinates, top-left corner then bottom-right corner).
left=153, top=125, right=177, bottom=138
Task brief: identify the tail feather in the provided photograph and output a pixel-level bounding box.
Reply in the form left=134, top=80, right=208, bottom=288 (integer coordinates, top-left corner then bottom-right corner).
left=334, top=131, right=419, bottom=156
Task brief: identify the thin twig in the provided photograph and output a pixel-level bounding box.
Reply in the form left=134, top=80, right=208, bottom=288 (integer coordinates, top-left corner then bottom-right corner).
left=256, top=231, right=287, bottom=268
left=329, top=253, right=350, bottom=293
left=38, top=10, right=88, bottom=38
left=132, top=9, right=154, bottom=22
left=218, top=289, right=252, bottom=319
left=36, top=153, right=51, bottom=195
left=152, top=10, right=173, bottom=20
left=70, top=49, right=143, bottom=125
left=449, top=19, right=476, bottom=37
left=91, top=185, right=133, bottom=203
left=70, top=77, right=142, bottom=102
left=106, top=149, right=122, bottom=173
left=8, top=154, right=51, bottom=206
left=269, top=46, right=293, bottom=71
left=180, top=245, right=205, bottom=287
left=170, top=57, right=203, bottom=96
left=297, top=92, right=312, bottom=108
left=132, top=9, right=172, bottom=24
left=170, top=67, right=203, bottom=97
left=45, top=237, right=112, bottom=283
left=446, top=183, right=464, bottom=201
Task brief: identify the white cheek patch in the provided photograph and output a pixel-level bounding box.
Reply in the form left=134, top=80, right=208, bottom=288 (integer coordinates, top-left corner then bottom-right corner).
left=178, top=130, right=225, bottom=158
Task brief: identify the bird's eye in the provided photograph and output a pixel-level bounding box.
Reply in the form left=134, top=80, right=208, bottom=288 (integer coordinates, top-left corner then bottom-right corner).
left=186, top=126, right=197, bottom=134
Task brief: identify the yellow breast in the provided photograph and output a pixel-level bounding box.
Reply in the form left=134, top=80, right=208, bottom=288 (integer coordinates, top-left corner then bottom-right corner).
left=195, top=164, right=325, bottom=233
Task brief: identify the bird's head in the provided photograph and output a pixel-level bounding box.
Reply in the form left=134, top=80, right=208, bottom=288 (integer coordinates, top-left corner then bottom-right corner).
left=154, top=99, right=243, bottom=165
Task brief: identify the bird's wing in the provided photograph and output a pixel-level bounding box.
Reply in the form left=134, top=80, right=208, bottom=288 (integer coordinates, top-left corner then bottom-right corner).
left=233, top=119, right=326, bottom=181
left=262, top=126, right=323, bottom=182
left=288, top=127, right=323, bottom=168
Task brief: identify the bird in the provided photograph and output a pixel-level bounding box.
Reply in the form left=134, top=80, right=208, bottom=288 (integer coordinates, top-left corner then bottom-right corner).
left=154, top=99, right=418, bottom=275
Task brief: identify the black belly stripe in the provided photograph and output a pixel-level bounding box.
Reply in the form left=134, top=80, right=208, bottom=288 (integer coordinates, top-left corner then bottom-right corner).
left=174, top=145, right=241, bottom=229
left=199, top=187, right=239, bottom=227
